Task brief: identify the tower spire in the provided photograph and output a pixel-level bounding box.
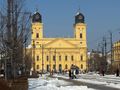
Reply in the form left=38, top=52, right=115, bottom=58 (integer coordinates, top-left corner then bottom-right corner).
left=76, top=6, right=81, bottom=15
left=35, top=4, right=39, bottom=13
left=78, top=6, right=81, bottom=12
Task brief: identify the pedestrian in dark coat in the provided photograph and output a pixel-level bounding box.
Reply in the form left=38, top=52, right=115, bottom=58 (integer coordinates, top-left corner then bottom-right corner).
left=102, top=69, right=105, bottom=76
left=116, top=68, right=119, bottom=77
left=69, top=70, right=71, bottom=79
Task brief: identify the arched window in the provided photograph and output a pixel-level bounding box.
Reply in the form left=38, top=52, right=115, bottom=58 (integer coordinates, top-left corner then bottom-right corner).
left=65, top=64, right=68, bottom=69
left=81, top=55, right=83, bottom=61
left=59, top=55, right=61, bottom=61
left=53, top=55, right=56, bottom=61
left=71, top=55, right=74, bottom=61
left=47, top=65, right=49, bottom=71
left=81, top=64, right=83, bottom=69
left=36, top=33, right=39, bottom=38
left=37, top=65, right=39, bottom=69
left=46, top=56, right=49, bottom=61
left=65, top=55, right=67, bottom=61
left=80, top=33, right=82, bottom=38
left=36, top=55, right=39, bottom=61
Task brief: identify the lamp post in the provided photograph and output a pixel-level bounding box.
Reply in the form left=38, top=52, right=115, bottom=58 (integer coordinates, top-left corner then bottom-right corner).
left=54, top=49, right=56, bottom=73
left=109, top=31, right=113, bottom=71
left=49, top=48, right=52, bottom=75
left=41, top=45, right=44, bottom=75
left=32, top=40, right=35, bottom=73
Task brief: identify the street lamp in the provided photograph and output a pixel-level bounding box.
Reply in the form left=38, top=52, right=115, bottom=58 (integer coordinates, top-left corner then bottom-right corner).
left=54, top=49, right=56, bottom=73
left=48, top=48, right=52, bottom=75
left=41, top=44, right=44, bottom=75
left=32, top=40, right=35, bottom=73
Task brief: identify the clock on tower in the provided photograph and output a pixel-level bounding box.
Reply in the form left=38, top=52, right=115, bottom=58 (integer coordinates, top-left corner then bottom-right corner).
left=75, top=12, right=84, bottom=24
left=32, top=12, right=42, bottom=23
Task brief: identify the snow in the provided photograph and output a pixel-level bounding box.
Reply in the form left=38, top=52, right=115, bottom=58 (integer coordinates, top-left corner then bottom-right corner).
left=27, top=45, right=32, bottom=48
left=54, top=73, right=120, bottom=89
left=28, top=75, right=96, bottom=90
left=76, top=12, right=80, bottom=15
left=28, top=73, right=120, bottom=90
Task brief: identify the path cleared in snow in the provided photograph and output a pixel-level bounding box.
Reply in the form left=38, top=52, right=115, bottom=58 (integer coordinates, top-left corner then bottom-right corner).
left=54, top=73, right=120, bottom=90
left=28, top=75, right=96, bottom=90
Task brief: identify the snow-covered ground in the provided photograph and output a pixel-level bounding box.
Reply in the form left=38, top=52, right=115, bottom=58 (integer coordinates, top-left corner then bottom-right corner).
left=28, top=75, right=96, bottom=90
left=54, top=73, right=120, bottom=89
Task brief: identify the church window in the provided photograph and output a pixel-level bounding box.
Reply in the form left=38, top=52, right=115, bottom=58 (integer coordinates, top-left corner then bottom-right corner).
left=80, top=33, right=82, bottom=38
left=81, top=55, right=83, bottom=61
left=65, top=55, right=67, bottom=61
left=36, top=33, right=39, bottom=38
left=53, top=55, right=56, bottom=61
left=59, top=56, right=61, bottom=61
left=37, top=56, right=39, bottom=60
left=37, top=65, right=39, bottom=69
left=71, top=55, right=74, bottom=61
left=81, top=64, right=83, bottom=69
left=65, top=64, right=68, bottom=69
left=47, top=65, right=49, bottom=71
left=46, top=56, right=49, bottom=61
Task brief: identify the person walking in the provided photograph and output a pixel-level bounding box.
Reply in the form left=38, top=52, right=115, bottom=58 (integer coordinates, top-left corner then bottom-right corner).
left=69, top=70, right=71, bottom=79
left=116, top=68, right=119, bottom=77
left=73, top=70, right=76, bottom=79
left=101, top=69, right=105, bottom=76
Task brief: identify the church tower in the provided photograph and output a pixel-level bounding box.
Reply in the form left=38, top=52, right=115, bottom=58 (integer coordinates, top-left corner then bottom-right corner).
left=32, top=12, right=43, bottom=40
left=74, top=11, right=87, bottom=71
left=31, top=12, right=43, bottom=72
left=74, top=11, right=87, bottom=46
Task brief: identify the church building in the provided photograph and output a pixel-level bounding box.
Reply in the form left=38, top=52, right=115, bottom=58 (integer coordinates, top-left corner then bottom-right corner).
left=30, top=10, right=87, bottom=73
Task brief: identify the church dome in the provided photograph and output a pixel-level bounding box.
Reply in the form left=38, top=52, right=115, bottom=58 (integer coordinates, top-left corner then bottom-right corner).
left=75, top=12, right=85, bottom=24
left=32, top=12, right=42, bottom=23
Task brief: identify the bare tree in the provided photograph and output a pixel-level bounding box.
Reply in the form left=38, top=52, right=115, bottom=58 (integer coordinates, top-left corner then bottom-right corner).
left=0, top=0, right=31, bottom=79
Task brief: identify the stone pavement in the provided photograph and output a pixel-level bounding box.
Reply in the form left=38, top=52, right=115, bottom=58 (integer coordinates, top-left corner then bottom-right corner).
left=0, top=77, right=28, bottom=90
left=56, top=77, right=120, bottom=90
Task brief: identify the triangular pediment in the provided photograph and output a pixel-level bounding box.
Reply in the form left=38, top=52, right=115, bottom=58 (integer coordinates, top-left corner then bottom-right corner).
left=44, top=38, right=77, bottom=48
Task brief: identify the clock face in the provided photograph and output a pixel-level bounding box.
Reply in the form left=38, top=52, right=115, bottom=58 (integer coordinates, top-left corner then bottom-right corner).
left=79, top=15, right=83, bottom=19
left=35, top=14, right=40, bottom=19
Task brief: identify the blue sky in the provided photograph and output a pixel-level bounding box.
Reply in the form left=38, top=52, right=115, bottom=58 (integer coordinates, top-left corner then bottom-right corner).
left=1, top=0, right=120, bottom=50
left=25, top=0, right=120, bottom=50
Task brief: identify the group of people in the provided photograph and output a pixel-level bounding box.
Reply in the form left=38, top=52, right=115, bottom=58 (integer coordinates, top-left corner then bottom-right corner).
left=68, top=68, right=119, bottom=79
left=100, top=68, right=120, bottom=77
left=69, top=69, right=79, bottom=79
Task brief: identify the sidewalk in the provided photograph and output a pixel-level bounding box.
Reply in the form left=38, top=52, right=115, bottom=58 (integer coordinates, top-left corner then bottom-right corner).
left=55, top=76, right=120, bottom=90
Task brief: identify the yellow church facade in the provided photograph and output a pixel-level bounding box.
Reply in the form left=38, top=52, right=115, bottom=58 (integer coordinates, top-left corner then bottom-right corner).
left=30, top=11, right=87, bottom=73
left=113, top=41, right=120, bottom=70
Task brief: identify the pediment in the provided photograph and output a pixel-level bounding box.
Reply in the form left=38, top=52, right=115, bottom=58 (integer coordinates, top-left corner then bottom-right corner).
left=44, top=38, right=77, bottom=48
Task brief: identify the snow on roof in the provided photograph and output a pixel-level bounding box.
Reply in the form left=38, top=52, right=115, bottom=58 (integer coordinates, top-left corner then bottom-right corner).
left=26, top=45, right=32, bottom=48
left=76, top=12, right=80, bottom=15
